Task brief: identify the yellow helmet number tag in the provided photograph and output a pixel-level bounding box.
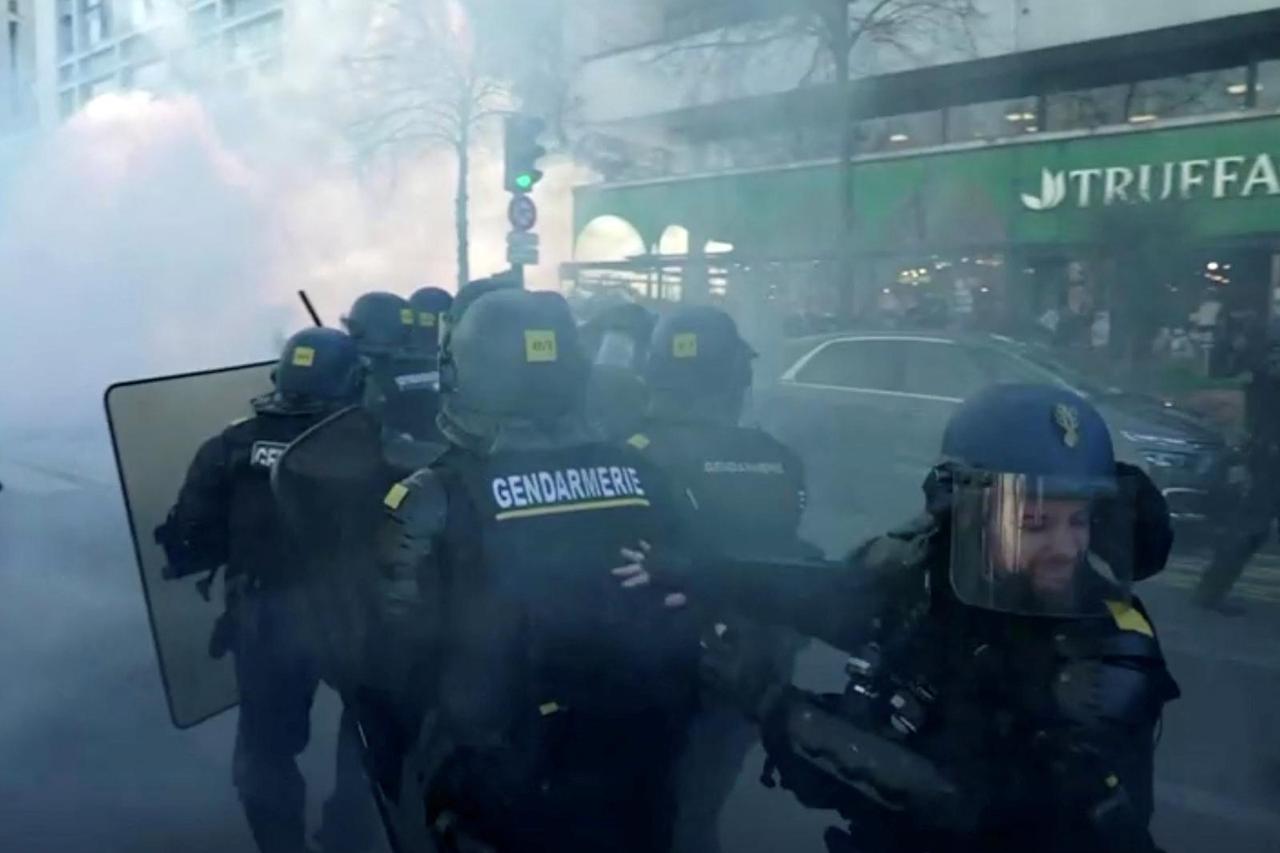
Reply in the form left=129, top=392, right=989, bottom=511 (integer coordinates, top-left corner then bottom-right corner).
left=673, top=333, right=698, bottom=359
left=291, top=346, right=315, bottom=367
left=400, top=308, right=415, bottom=325
left=525, top=330, right=558, bottom=363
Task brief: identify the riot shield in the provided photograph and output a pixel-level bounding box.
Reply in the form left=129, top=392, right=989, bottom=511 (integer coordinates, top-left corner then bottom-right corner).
left=271, top=406, right=392, bottom=692
left=105, top=361, right=275, bottom=728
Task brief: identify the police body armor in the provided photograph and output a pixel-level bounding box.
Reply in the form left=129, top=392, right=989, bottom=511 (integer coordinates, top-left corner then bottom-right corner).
left=628, top=421, right=806, bottom=557
left=778, top=572, right=1177, bottom=852
left=366, top=353, right=444, bottom=444
left=222, top=411, right=327, bottom=586
left=453, top=443, right=697, bottom=717
left=395, top=441, right=700, bottom=853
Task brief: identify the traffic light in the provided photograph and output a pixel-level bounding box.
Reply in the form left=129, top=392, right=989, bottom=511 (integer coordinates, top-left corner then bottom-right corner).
left=504, top=114, right=547, bottom=194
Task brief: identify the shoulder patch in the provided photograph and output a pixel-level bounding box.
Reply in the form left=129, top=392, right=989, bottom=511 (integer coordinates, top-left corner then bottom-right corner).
left=1105, top=600, right=1154, bottom=637
left=384, top=482, right=410, bottom=510
left=627, top=433, right=650, bottom=450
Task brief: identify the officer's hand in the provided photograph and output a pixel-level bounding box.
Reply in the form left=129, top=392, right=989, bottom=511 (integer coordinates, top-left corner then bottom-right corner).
left=699, top=622, right=781, bottom=719
left=612, top=541, right=688, bottom=609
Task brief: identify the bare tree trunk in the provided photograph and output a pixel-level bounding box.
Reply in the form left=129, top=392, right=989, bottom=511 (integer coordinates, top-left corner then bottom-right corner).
left=455, top=123, right=471, bottom=290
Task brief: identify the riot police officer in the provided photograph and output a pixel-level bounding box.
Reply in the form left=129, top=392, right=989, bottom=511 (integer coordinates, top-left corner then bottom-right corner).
left=344, top=290, right=440, bottom=443
left=629, top=305, right=811, bottom=853
left=336, top=286, right=701, bottom=852
left=156, top=327, right=376, bottom=853
left=619, top=383, right=1180, bottom=852
left=580, top=299, right=656, bottom=441
left=1197, top=326, right=1280, bottom=612
left=406, top=286, right=453, bottom=360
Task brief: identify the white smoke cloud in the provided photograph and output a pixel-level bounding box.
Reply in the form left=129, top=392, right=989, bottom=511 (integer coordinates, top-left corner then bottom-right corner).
left=0, top=37, right=584, bottom=433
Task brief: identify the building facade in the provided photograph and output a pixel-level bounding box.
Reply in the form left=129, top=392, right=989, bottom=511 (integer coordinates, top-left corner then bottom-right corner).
left=0, top=0, right=37, bottom=134
left=44, top=0, right=284, bottom=120
left=565, top=0, right=1280, bottom=360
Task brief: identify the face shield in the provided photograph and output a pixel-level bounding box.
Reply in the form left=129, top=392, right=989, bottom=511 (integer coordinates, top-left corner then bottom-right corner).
left=593, top=329, right=639, bottom=370
left=948, top=466, right=1134, bottom=617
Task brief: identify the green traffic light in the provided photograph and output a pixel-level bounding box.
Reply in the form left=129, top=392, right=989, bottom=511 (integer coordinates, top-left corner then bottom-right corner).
left=515, top=173, right=534, bottom=191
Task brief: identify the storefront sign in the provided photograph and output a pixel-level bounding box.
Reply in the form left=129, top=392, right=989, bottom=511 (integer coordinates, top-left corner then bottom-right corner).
left=1021, top=153, right=1280, bottom=211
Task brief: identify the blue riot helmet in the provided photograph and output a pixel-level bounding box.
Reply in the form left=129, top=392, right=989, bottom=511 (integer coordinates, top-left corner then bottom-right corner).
left=258, top=327, right=365, bottom=414
left=408, top=286, right=453, bottom=356
left=342, top=291, right=415, bottom=356
left=940, top=384, right=1139, bottom=617
left=645, top=305, right=754, bottom=422
left=438, top=286, right=589, bottom=450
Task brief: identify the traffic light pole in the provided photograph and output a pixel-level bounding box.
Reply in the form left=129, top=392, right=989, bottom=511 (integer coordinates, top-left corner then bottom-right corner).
left=504, top=114, right=546, bottom=285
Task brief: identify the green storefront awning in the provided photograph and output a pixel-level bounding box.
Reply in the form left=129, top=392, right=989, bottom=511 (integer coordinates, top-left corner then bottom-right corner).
left=574, top=112, right=1280, bottom=256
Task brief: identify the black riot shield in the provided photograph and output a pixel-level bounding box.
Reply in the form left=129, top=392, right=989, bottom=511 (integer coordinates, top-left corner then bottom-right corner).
left=105, top=361, right=275, bottom=728
left=271, top=405, right=393, bottom=692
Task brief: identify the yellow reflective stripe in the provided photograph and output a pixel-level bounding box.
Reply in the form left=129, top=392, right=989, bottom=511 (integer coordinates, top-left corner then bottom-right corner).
left=539, top=701, right=563, bottom=716
left=384, top=482, right=410, bottom=510
left=496, top=497, right=650, bottom=521
left=1104, top=600, right=1153, bottom=637
left=627, top=433, right=650, bottom=450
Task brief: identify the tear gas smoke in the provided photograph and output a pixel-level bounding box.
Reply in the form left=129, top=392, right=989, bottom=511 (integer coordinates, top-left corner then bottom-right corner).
left=0, top=90, right=579, bottom=435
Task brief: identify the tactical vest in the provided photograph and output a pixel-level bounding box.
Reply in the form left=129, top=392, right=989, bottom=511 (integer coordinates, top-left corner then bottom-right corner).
left=223, top=411, right=324, bottom=587
left=629, top=421, right=807, bottom=558
left=443, top=442, right=701, bottom=729
left=367, top=354, right=442, bottom=442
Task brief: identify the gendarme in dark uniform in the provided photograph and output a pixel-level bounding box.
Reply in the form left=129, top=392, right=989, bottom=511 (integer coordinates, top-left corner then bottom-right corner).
left=344, top=290, right=443, bottom=444
left=156, top=327, right=375, bottom=853
left=361, top=284, right=702, bottom=853
left=646, top=384, right=1181, bottom=853
left=630, top=305, right=812, bottom=853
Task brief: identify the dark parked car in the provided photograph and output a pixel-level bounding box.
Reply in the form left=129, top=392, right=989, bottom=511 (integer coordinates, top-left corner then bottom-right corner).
left=753, top=331, right=1228, bottom=551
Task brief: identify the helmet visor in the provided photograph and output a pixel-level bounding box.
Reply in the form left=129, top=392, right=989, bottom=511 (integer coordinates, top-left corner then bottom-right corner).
left=948, top=466, right=1133, bottom=617
left=594, top=329, right=639, bottom=369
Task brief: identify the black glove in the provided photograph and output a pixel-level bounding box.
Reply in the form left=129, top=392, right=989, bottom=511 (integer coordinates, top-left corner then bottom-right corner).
left=698, top=620, right=789, bottom=721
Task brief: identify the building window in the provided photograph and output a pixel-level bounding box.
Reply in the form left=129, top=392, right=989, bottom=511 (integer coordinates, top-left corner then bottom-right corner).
left=80, top=47, right=114, bottom=78
left=59, top=88, right=76, bottom=117
left=226, top=0, right=278, bottom=19
left=855, top=110, right=944, bottom=153
left=1255, top=59, right=1280, bottom=110
left=947, top=96, right=1040, bottom=141
left=1046, top=84, right=1128, bottom=131
left=227, top=12, right=283, bottom=65
left=82, top=0, right=111, bottom=47
left=57, top=0, right=74, bottom=57
left=129, top=0, right=157, bottom=30
left=81, top=75, right=117, bottom=102
left=190, top=3, right=218, bottom=35
left=1122, top=69, right=1247, bottom=123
